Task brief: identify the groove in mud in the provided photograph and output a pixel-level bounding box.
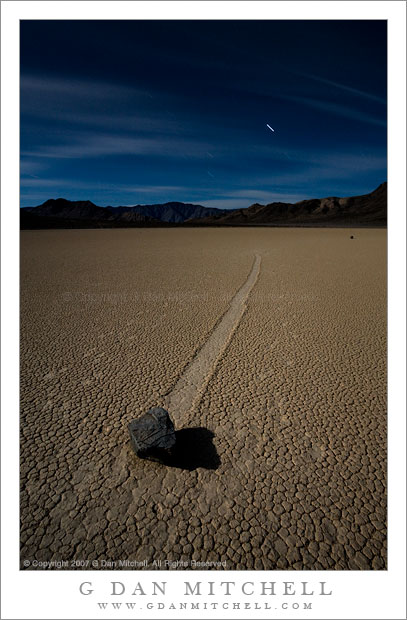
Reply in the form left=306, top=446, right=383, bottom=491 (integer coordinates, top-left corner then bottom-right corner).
left=166, top=254, right=261, bottom=423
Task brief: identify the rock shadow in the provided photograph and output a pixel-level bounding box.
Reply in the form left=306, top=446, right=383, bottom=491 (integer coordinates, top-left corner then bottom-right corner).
left=137, top=427, right=220, bottom=471
left=169, top=427, right=220, bottom=471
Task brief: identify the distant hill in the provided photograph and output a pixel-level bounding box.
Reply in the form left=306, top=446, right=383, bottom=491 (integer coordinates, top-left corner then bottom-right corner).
left=104, top=202, right=230, bottom=223
left=20, top=198, right=230, bottom=228
left=188, top=183, right=387, bottom=227
left=20, top=184, right=386, bottom=229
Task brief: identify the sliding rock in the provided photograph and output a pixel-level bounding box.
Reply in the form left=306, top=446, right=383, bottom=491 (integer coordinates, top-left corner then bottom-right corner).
left=128, top=407, right=176, bottom=463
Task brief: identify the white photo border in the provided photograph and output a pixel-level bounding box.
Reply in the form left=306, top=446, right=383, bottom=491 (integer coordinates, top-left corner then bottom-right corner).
left=1, top=2, right=406, bottom=619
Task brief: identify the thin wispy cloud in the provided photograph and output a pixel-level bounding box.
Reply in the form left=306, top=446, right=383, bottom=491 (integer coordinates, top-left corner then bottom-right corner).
left=22, top=133, right=218, bottom=160
left=301, top=72, right=386, bottom=104
left=258, top=146, right=386, bottom=169
left=20, top=178, right=207, bottom=205
left=280, top=94, right=386, bottom=128
left=20, top=178, right=197, bottom=193
left=20, top=159, right=48, bottom=176
left=22, top=109, right=185, bottom=136
left=223, top=189, right=291, bottom=201
left=251, top=157, right=386, bottom=190
left=20, top=74, right=152, bottom=102
left=21, top=74, right=187, bottom=137
left=20, top=178, right=66, bottom=188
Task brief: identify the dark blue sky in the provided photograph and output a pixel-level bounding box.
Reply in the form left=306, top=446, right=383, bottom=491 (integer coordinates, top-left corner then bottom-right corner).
left=20, top=20, right=387, bottom=208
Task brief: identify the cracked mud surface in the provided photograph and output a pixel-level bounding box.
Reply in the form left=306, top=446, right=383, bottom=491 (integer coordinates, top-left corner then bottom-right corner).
left=20, top=228, right=386, bottom=570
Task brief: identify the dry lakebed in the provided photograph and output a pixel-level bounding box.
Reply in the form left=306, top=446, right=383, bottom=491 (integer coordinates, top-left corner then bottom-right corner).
left=20, top=228, right=387, bottom=570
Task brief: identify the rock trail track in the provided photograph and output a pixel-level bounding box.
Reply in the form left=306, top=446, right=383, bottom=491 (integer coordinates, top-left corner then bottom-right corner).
left=20, top=228, right=387, bottom=570
left=167, top=254, right=261, bottom=424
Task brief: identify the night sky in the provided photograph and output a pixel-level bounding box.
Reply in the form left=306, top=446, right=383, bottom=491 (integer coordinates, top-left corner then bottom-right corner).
left=20, top=20, right=387, bottom=209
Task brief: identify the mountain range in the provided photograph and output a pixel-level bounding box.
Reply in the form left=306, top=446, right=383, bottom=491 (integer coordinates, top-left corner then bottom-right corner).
left=188, top=183, right=387, bottom=227
left=20, top=183, right=386, bottom=229
left=21, top=199, right=228, bottom=228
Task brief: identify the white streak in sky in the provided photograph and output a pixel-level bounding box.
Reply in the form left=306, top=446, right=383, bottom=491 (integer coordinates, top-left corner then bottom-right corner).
left=301, top=72, right=386, bottom=104
left=266, top=124, right=275, bottom=132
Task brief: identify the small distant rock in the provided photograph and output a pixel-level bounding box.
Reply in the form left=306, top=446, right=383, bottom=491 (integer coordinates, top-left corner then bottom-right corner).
left=350, top=235, right=354, bottom=239
left=128, top=407, right=176, bottom=463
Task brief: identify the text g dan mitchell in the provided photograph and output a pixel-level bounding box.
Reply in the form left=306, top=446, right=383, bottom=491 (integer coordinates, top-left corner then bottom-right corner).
left=79, top=580, right=333, bottom=597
